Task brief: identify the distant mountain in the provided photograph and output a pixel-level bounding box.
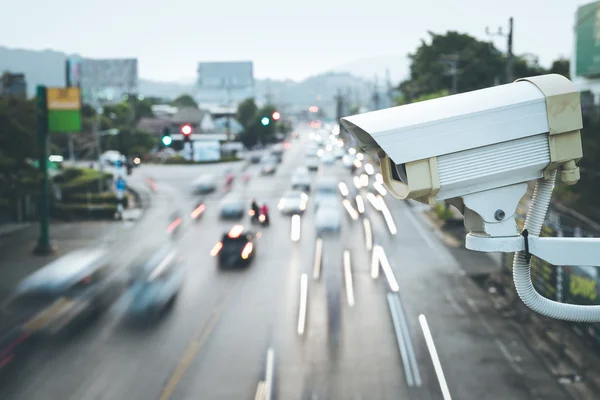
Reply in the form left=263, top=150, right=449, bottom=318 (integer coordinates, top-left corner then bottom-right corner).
left=0, top=45, right=388, bottom=115
left=329, top=54, right=410, bottom=83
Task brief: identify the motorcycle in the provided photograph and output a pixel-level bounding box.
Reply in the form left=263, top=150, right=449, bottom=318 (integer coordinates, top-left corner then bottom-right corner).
left=249, top=209, right=269, bottom=226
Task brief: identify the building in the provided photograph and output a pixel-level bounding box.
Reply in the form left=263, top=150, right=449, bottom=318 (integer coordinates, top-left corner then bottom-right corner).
left=195, top=61, right=254, bottom=107
left=0, top=72, right=27, bottom=98
left=572, top=1, right=600, bottom=110
left=66, top=57, right=138, bottom=105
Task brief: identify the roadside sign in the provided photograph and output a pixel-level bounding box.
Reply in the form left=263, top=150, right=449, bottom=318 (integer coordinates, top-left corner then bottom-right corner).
left=47, top=87, right=82, bottom=133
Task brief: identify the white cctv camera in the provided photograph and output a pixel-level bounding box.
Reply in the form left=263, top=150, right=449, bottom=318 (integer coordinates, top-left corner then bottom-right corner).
left=340, top=74, right=583, bottom=238
left=341, top=75, right=600, bottom=323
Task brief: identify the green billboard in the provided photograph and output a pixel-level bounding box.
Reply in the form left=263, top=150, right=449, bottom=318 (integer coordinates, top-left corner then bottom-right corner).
left=576, top=1, right=600, bottom=77
left=46, top=87, right=81, bottom=133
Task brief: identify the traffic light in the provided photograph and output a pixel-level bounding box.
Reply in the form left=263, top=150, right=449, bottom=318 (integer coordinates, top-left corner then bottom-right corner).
left=272, top=111, right=281, bottom=121
left=161, top=127, right=172, bottom=146
left=261, top=117, right=270, bottom=126
left=181, top=124, right=192, bottom=142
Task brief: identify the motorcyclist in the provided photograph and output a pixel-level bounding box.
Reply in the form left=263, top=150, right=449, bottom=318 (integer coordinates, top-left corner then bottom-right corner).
left=260, top=203, right=270, bottom=226
left=251, top=199, right=259, bottom=222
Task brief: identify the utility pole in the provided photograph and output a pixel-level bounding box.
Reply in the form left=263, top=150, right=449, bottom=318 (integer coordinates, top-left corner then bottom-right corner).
left=335, top=88, right=344, bottom=123
left=486, top=17, right=514, bottom=83
left=33, top=85, right=54, bottom=255
left=225, top=78, right=232, bottom=142
left=94, top=102, right=104, bottom=193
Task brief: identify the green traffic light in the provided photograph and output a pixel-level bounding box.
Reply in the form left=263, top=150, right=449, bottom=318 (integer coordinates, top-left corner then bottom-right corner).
left=261, top=117, right=270, bottom=126
left=162, top=136, right=172, bottom=146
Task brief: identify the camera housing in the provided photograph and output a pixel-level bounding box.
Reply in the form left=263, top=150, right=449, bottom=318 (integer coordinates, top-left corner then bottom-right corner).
left=340, top=74, right=583, bottom=205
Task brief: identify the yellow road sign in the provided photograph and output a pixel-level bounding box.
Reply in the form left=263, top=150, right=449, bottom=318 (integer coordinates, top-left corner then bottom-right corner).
left=47, top=87, right=81, bottom=110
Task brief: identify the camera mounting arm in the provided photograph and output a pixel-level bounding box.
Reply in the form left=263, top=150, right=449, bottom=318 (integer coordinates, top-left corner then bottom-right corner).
left=461, top=182, right=600, bottom=267
left=467, top=233, right=600, bottom=267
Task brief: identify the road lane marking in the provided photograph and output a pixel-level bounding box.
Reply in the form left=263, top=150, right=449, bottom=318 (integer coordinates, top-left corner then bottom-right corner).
left=254, top=381, right=266, bottom=400
left=342, top=199, right=359, bottom=221
left=404, top=209, right=437, bottom=250
left=343, top=251, right=355, bottom=307
left=298, top=273, right=308, bottom=335
left=356, top=195, right=365, bottom=214
left=291, top=214, right=301, bottom=242
left=371, top=246, right=380, bottom=279
left=378, top=246, right=399, bottom=292
left=445, top=292, right=466, bottom=316
left=418, top=314, right=453, bottom=400
left=313, top=239, right=323, bottom=280
left=387, top=293, right=415, bottom=387
left=363, top=218, right=372, bottom=251
left=265, top=347, right=275, bottom=400
left=378, top=196, right=397, bottom=235
left=392, top=295, right=422, bottom=386
left=159, top=286, right=238, bottom=400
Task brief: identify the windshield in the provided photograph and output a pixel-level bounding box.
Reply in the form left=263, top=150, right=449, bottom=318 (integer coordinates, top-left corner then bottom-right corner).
left=1, top=6, right=584, bottom=400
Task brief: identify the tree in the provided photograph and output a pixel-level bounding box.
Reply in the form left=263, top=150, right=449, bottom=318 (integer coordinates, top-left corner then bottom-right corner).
left=0, top=96, right=40, bottom=209
left=172, top=94, right=198, bottom=108
left=550, top=58, right=570, bottom=79
left=236, top=98, right=258, bottom=131
left=399, top=31, right=504, bottom=101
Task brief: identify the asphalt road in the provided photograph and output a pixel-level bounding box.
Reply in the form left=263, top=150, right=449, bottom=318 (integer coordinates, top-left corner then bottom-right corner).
left=0, top=131, right=571, bottom=400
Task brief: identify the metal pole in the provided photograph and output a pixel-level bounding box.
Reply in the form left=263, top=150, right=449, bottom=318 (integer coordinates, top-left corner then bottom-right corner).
left=451, top=59, right=459, bottom=95
left=68, top=133, right=75, bottom=161
left=506, top=17, right=514, bottom=83
left=34, top=85, right=54, bottom=255
left=226, top=79, right=231, bottom=143
left=94, top=105, right=104, bottom=192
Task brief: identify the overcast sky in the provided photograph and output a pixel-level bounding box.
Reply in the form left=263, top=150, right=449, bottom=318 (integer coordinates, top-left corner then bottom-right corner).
left=0, top=0, right=590, bottom=82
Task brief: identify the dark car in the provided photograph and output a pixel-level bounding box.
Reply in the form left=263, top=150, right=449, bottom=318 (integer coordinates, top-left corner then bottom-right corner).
left=212, top=225, right=256, bottom=268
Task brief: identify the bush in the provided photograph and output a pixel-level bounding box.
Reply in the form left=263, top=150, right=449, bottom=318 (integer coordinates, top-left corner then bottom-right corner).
left=56, top=168, right=113, bottom=194
left=53, top=167, right=84, bottom=183
left=64, top=192, right=129, bottom=208
left=434, top=202, right=454, bottom=221
left=52, top=203, right=118, bottom=220
left=162, top=155, right=241, bottom=165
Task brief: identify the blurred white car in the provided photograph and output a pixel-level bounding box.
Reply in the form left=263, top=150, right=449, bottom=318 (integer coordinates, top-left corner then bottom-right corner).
left=315, top=200, right=342, bottom=235
left=192, top=174, right=217, bottom=194
left=291, top=171, right=311, bottom=191
left=334, top=148, right=345, bottom=159
left=342, top=154, right=355, bottom=169
left=219, top=194, right=245, bottom=219
left=278, top=190, right=308, bottom=215
left=314, top=176, right=338, bottom=209
left=321, top=152, right=335, bottom=165
left=305, top=155, right=319, bottom=171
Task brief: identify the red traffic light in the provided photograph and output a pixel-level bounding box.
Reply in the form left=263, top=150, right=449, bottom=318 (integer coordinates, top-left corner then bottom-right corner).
left=272, top=111, right=281, bottom=121
left=181, top=124, right=192, bottom=136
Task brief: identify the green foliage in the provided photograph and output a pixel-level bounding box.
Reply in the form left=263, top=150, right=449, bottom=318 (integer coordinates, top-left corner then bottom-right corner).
left=236, top=99, right=279, bottom=147
left=398, top=31, right=571, bottom=102
left=0, top=96, right=40, bottom=198
left=434, top=202, right=454, bottom=221
left=413, top=90, right=449, bottom=103
left=55, top=168, right=112, bottom=194
left=103, top=128, right=157, bottom=157
left=162, top=155, right=241, bottom=165
left=64, top=192, right=129, bottom=207
left=52, top=203, right=118, bottom=221
left=236, top=98, right=259, bottom=130
left=549, top=58, right=570, bottom=79
left=172, top=94, right=198, bottom=108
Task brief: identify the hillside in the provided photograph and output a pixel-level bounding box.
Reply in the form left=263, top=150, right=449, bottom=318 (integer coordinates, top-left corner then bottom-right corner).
left=0, top=45, right=378, bottom=114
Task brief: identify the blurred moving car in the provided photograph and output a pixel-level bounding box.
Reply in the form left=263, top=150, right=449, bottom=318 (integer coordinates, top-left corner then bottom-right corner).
left=212, top=225, right=256, bottom=268
left=315, top=199, right=342, bottom=236
left=261, top=156, right=278, bottom=175
left=278, top=190, right=308, bottom=215
left=321, top=152, right=335, bottom=165
left=291, top=169, right=311, bottom=192
left=4, top=249, right=123, bottom=338
left=192, top=174, right=217, bottom=194
left=305, top=155, right=319, bottom=171
left=219, top=193, right=245, bottom=219
left=167, top=211, right=183, bottom=238
left=342, top=154, right=355, bottom=169
left=249, top=151, right=263, bottom=164
left=127, top=245, right=183, bottom=317
left=314, top=176, right=338, bottom=209
left=334, top=147, right=345, bottom=159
